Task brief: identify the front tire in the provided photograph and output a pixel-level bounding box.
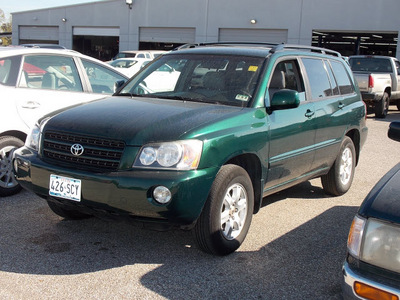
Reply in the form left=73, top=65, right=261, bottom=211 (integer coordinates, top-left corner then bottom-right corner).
left=193, top=164, right=254, bottom=256
left=0, top=136, right=24, bottom=197
left=321, top=136, right=356, bottom=196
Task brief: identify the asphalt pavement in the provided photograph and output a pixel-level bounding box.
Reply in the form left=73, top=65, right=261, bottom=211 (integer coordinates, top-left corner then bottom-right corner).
left=1, top=109, right=400, bottom=300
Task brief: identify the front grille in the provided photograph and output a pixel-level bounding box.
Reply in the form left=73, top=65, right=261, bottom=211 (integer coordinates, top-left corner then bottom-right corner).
left=42, top=131, right=125, bottom=171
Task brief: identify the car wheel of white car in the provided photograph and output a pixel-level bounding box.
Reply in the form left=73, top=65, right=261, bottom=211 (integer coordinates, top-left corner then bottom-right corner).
left=193, top=164, right=254, bottom=256
left=321, top=136, right=356, bottom=196
left=0, top=136, right=24, bottom=196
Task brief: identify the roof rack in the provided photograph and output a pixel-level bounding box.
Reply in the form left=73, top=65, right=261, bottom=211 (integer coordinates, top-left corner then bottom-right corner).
left=270, top=44, right=342, bottom=57
left=174, top=42, right=342, bottom=57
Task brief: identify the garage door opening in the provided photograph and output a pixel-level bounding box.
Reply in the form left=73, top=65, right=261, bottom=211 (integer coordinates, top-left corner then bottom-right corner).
left=73, top=35, right=119, bottom=61
left=312, top=31, right=398, bottom=57
left=139, top=42, right=185, bottom=51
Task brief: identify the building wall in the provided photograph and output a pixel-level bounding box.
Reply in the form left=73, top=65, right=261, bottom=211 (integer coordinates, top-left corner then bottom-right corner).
left=12, top=0, right=400, bottom=58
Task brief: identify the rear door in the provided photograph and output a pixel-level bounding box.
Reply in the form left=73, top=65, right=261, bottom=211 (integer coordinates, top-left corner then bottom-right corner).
left=16, top=54, right=99, bottom=131
left=305, top=58, right=357, bottom=171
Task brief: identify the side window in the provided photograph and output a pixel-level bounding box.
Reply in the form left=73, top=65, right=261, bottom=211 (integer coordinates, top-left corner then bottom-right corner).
left=21, top=55, right=83, bottom=92
left=268, top=59, right=305, bottom=100
left=302, top=58, right=332, bottom=99
left=81, top=59, right=126, bottom=94
left=0, top=58, right=12, bottom=85
left=330, top=60, right=355, bottom=95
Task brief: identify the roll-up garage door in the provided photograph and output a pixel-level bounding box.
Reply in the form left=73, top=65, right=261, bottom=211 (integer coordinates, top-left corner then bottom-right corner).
left=19, top=26, right=59, bottom=42
left=139, top=27, right=196, bottom=43
left=73, top=27, right=120, bottom=37
left=219, top=29, right=288, bottom=43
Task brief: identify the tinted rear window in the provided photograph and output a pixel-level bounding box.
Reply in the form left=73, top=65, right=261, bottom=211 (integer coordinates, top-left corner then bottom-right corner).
left=349, top=57, right=393, bottom=73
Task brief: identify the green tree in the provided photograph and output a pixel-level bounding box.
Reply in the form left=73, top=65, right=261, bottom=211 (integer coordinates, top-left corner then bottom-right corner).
left=0, top=8, right=12, bottom=46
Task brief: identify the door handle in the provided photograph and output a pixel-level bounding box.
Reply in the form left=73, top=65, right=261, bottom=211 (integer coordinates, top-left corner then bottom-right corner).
left=338, top=102, right=345, bottom=109
left=21, top=101, right=40, bottom=109
left=305, top=109, right=315, bottom=118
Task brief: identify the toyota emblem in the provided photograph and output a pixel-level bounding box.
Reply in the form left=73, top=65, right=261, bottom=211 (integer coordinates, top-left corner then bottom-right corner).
left=70, top=144, right=84, bottom=156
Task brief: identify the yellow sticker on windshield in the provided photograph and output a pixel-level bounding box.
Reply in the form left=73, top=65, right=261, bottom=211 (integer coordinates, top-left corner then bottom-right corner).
left=248, top=66, right=258, bottom=72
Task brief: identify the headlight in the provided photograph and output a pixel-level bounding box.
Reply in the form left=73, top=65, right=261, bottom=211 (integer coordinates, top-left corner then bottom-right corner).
left=134, top=140, right=202, bottom=170
left=361, top=218, right=400, bottom=273
left=25, top=124, right=41, bottom=151
left=25, top=117, right=50, bottom=151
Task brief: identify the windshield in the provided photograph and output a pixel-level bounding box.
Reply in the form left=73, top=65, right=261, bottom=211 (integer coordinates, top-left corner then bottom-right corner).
left=118, top=53, right=264, bottom=107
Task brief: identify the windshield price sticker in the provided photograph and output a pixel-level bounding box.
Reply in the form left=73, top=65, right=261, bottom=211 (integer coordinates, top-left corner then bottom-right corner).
left=49, top=174, right=81, bottom=202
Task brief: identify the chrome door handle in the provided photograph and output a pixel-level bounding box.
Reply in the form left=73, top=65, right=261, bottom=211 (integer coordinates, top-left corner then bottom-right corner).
left=305, top=109, right=315, bottom=118
left=21, top=101, right=40, bottom=109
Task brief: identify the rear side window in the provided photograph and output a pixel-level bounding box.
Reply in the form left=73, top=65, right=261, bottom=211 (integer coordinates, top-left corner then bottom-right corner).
left=302, top=58, right=332, bottom=99
left=0, top=55, right=21, bottom=86
left=329, top=60, right=354, bottom=95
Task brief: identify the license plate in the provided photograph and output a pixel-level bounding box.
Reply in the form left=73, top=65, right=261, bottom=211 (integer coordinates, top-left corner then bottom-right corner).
left=49, top=174, right=81, bottom=202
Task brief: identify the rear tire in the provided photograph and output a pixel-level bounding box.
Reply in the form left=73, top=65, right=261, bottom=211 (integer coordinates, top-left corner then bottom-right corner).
left=193, top=164, right=254, bottom=256
left=47, top=200, right=92, bottom=220
left=0, top=136, right=24, bottom=197
left=374, top=92, right=389, bottom=118
left=321, top=136, right=356, bottom=196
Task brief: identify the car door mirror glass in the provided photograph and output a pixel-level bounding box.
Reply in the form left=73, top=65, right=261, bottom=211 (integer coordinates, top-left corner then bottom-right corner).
left=270, top=89, right=300, bottom=110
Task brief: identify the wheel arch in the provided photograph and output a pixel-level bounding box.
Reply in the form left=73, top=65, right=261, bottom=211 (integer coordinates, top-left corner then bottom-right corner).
left=384, top=87, right=391, bottom=98
left=225, top=153, right=263, bottom=214
left=345, top=129, right=361, bottom=165
left=0, top=130, right=27, bottom=143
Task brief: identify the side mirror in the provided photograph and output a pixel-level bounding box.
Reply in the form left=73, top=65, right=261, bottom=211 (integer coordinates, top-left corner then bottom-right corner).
left=114, top=79, right=126, bottom=93
left=388, top=122, right=400, bottom=142
left=270, top=89, right=300, bottom=110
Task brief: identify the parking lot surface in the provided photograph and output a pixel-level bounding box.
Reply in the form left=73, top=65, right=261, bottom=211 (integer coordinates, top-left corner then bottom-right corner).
left=1, top=109, right=400, bottom=300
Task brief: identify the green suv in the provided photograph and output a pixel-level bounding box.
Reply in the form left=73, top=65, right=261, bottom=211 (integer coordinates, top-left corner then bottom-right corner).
left=13, top=43, right=368, bottom=255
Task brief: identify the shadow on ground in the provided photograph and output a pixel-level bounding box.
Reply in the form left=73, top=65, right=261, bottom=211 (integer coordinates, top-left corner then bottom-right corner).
left=0, top=182, right=356, bottom=299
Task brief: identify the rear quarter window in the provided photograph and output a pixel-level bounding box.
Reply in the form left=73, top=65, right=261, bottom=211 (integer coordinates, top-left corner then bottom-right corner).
left=0, top=55, right=21, bottom=86
left=329, top=60, right=355, bottom=95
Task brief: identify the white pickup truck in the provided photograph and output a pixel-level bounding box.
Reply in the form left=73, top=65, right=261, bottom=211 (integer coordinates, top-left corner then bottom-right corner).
left=349, top=55, right=400, bottom=118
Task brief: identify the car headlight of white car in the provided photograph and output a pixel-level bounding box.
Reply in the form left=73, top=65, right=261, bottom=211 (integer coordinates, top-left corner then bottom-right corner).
left=25, top=117, right=50, bottom=152
left=347, top=216, right=400, bottom=273
left=133, top=140, right=203, bottom=170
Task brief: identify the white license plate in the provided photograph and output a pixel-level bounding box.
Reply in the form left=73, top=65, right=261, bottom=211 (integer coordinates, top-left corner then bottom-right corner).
left=49, top=174, right=81, bottom=202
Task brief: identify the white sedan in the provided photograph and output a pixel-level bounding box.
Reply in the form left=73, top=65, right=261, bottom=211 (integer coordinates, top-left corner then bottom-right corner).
left=0, top=47, right=128, bottom=196
left=108, top=58, right=152, bottom=77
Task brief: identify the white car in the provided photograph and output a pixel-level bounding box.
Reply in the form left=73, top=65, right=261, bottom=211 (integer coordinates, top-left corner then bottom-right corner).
left=0, top=47, right=128, bottom=196
left=108, top=58, right=151, bottom=77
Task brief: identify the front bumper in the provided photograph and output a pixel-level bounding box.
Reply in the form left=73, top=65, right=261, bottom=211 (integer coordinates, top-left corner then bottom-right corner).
left=342, top=260, right=400, bottom=299
left=13, top=146, right=219, bottom=226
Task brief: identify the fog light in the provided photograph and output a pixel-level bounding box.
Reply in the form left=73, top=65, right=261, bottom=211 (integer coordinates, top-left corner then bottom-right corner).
left=153, top=186, right=171, bottom=204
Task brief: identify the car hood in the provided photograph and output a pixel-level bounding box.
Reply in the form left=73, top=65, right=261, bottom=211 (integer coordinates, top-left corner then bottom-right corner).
left=44, top=96, right=244, bottom=145
left=359, top=163, right=400, bottom=223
